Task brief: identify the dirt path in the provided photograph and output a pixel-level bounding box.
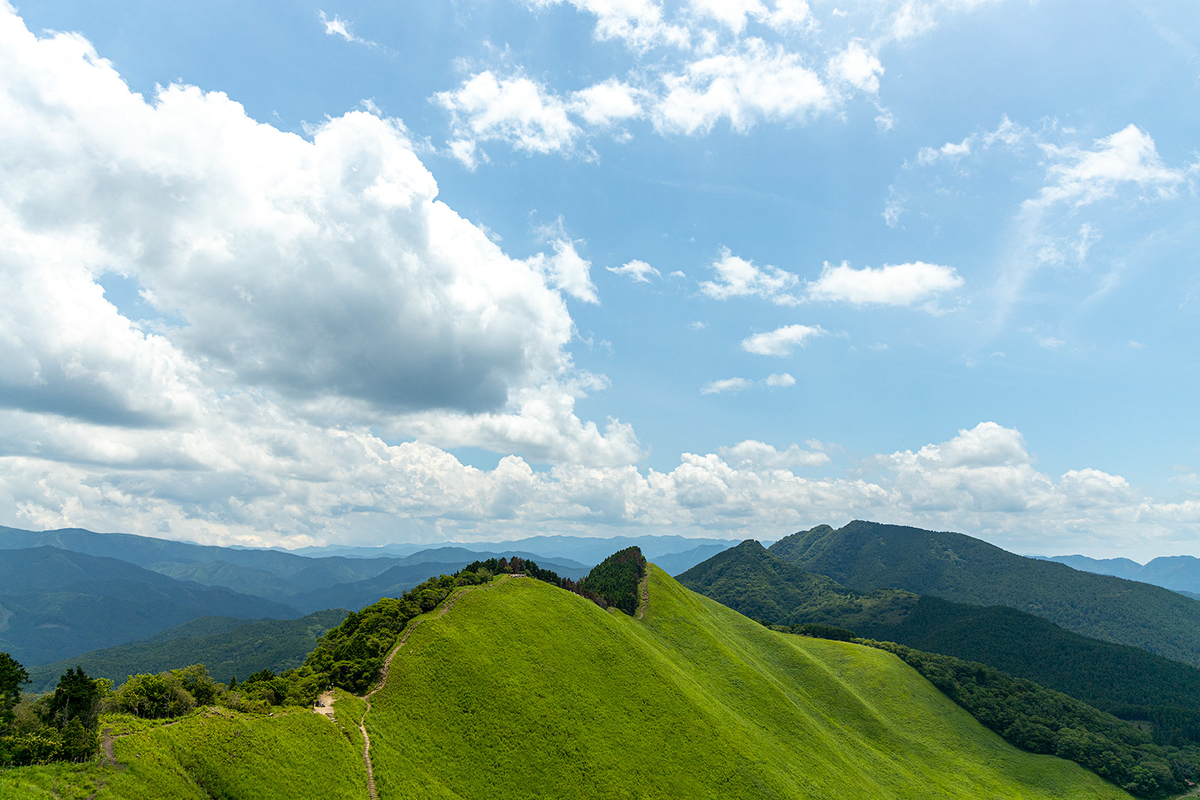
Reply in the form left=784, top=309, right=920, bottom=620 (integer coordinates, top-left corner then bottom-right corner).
left=313, top=690, right=337, bottom=722
left=635, top=569, right=650, bottom=619
left=101, top=727, right=116, bottom=765
left=357, top=584, right=478, bottom=800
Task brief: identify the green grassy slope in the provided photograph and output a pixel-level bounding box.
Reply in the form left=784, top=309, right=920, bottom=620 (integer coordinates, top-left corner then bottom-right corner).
left=680, top=541, right=1200, bottom=721
left=24, top=609, right=347, bottom=693
left=771, top=521, right=1200, bottom=666
left=0, top=709, right=368, bottom=799
left=366, top=566, right=1132, bottom=799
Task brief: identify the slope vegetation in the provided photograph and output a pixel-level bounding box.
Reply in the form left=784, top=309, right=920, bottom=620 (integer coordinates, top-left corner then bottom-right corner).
left=365, top=565, right=1131, bottom=799
left=771, top=521, right=1200, bottom=666
left=0, top=709, right=367, bottom=799
left=680, top=541, right=1200, bottom=729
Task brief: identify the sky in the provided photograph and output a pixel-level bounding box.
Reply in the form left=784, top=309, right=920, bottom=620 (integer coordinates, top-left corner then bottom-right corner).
left=1, top=0, right=1198, bottom=559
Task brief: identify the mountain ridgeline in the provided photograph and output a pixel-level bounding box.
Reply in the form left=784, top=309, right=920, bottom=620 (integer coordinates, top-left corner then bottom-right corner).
left=769, top=520, right=1200, bottom=667
left=678, top=540, right=1200, bottom=729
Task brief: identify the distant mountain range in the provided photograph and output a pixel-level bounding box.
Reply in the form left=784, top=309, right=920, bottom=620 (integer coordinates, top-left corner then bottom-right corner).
left=0, top=524, right=735, bottom=668
left=1040, top=553, right=1200, bottom=596
left=770, top=520, right=1200, bottom=667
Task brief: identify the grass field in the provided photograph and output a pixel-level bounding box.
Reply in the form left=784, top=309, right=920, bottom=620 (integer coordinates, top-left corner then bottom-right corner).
left=366, top=566, right=1134, bottom=800
left=0, top=707, right=367, bottom=799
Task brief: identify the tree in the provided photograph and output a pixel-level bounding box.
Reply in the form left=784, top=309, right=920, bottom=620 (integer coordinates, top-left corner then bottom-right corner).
left=45, top=667, right=101, bottom=731
left=0, top=652, right=28, bottom=727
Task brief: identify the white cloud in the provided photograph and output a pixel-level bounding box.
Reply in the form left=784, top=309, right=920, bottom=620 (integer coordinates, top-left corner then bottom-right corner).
left=742, top=324, right=826, bottom=356
left=688, top=0, right=769, bottom=34
left=718, top=439, right=830, bottom=467
left=806, top=261, right=963, bottom=306
left=318, top=11, right=376, bottom=46
left=827, top=41, right=883, bottom=94
left=654, top=38, right=831, bottom=135
left=1033, top=124, right=1189, bottom=208
left=1037, top=336, right=1065, bottom=349
left=701, top=377, right=753, bottom=394
left=607, top=259, right=661, bottom=283
left=435, top=71, right=581, bottom=166
left=524, top=0, right=689, bottom=50
left=765, top=372, right=796, bottom=387
left=528, top=239, right=600, bottom=303
left=571, top=79, right=645, bottom=126
left=699, top=247, right=800, bottom=304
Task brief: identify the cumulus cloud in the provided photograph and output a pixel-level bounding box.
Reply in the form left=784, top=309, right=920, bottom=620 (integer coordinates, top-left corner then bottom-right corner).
left=806, top=261, right=963, bottom=306
left=719, top=439, right=829, bottom=467
left=0, top=9, right=635, bottom=458
left=435, top=71, right=581, bottom=166
left=699, top=247, right=800, bottom=304
left=571, top=79, right=645, bottom=126
left=741, top=324, right=826, bottom=356
left=607, top=259, right=661, bottom=283
left=827, top=41, right=883, bottom=94
left=654, top=38, right=831, bottom=135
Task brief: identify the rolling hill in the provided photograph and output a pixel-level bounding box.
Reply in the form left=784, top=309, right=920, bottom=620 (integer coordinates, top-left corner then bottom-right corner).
left=679, top=541, right=1200, bottom=741
left=0, top=547, right=299, bottom=666
left=2, top=565, right=1135, bottom=798
left=770, top=520, right=1200, bottom=666
left=365, top=566, right=1131, bottom=799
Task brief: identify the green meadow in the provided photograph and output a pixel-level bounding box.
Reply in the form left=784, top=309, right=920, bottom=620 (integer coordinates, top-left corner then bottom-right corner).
left=3, top=565, right=1140, bottom=799
left=0, top=707, right=366, bottom=799
left=366, top=566, right=1133, bottom=799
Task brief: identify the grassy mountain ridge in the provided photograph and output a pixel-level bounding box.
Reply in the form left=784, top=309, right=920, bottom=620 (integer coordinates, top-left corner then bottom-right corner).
left=1, top=565, right=1138, bottom=798
left=365, top=565, right=1131, bottom=798
left=771, top=520, right=1200, bottom=666
left=679, top=541, right=1200, bottom=746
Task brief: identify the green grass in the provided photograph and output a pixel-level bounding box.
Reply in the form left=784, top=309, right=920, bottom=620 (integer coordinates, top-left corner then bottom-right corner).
left=1, top=708, right=368, bottom=799
left=366, top=567, right=1134, bottom=800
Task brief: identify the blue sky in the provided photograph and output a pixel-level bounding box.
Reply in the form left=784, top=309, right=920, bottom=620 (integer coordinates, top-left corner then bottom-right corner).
left=1, top=0, right=1198, bottom=558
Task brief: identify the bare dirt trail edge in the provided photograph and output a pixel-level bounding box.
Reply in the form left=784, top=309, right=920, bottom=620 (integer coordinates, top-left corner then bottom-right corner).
left=357, top=581, right=484, bottom=800
left=635, top=568, right=650, bottom=619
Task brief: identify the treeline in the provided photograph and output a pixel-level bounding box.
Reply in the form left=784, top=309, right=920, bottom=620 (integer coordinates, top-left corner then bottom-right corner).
left=865, top=640, right=1190, bottom=798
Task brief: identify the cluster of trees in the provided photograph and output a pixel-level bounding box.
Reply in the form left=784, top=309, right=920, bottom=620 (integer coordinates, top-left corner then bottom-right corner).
left=865, top=641, right=1190, bottom=798
left=578, top=547, right=646, bottom=616
left=302, top=571, right=474, bottom=694
left=1, top=655, right=102, bottom=766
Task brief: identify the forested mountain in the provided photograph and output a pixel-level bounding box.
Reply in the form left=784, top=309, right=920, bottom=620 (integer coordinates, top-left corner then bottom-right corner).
left=679, top=541, right=1200, bottom=744
left=770, top=521, right=1200, bottom=666
left=0, top=547, right=298, bottom=665
left=23, top=610, right=347, bottom=693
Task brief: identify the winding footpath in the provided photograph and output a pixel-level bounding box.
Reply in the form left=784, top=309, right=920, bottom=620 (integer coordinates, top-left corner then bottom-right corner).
left=354, top=582, right=479, bottom=800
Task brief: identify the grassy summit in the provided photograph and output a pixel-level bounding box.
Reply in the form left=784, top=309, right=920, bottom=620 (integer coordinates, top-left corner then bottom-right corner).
left=366, top=566, right=1131, bottom=799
